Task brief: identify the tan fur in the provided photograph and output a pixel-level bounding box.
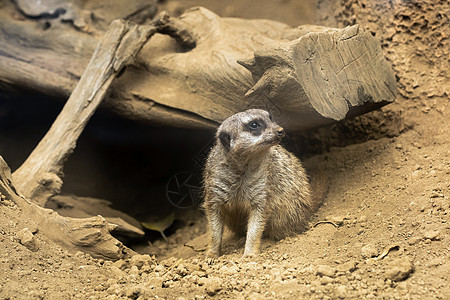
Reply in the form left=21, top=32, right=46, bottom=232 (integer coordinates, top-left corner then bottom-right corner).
left=203, top=109, right=314, bottom=257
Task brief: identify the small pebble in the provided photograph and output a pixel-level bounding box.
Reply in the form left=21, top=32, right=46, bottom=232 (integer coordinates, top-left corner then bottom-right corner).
left=154, top=264, right=165, bottom=273
left=125, top=285, right=142, bottom=298
left=129, top=265, right=139, bottom=276
left=316, top=265, right=336, bottom=278
left=412, top=142, right=421, bottom=149
left=201, top=277, right=221, bottom=296
left=361, top=243, right=378, bottom=259
left=130, top=254, right=154, bottom=269
left=109, top=266, right=124, bottom=277
left=337, top=260, right=357, bottom=273
left=385, top=257, right=414, bottom=281
left=17, top=228, right=39, bottom=252
left=336, top=285, right=348, bottom=299
left=407, top=236, right=422, bottom=245
left=320, top=276, right=334, bottom=285
left=423, top=230, right=441, bottom=241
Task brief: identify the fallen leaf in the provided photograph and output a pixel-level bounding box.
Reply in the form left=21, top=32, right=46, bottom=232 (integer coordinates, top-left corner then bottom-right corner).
left=142, top=213, right=175, bottom=241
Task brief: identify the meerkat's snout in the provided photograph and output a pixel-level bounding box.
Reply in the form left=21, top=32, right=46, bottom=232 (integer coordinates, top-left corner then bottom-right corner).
left=276, top=127, right=285, bottom=137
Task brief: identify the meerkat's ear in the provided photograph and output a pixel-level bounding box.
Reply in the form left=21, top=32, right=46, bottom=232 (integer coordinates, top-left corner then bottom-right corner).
left=219, top=131, right=231, bottom=151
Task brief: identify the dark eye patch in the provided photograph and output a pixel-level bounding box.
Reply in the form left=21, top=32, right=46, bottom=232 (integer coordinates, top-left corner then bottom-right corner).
left=249, top=121, right=260, bottom=130
left=219, top=131, right=231, bottom=151
left=244, top=118, right=267, bottom=135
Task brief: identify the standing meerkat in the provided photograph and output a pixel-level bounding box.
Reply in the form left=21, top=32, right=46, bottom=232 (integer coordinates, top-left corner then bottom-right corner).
left=203, top=109, right=314, bottom=257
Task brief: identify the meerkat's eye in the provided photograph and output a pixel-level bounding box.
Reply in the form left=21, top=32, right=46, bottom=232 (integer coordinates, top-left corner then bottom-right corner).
left=249, top=121, right=261, bottom=130
left=269, top=114, right=273, bottom=121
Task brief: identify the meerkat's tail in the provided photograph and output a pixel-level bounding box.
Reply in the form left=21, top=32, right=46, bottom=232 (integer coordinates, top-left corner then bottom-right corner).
left=308, top=169, right=330, bottom=213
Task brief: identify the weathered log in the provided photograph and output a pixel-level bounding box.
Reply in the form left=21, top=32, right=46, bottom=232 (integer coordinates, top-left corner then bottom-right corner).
left=0, top=4, right=397, bottom=131
left=131, top=8, right=397, bottom=130
left=12, top=18, right=158, bottom=205
left=1, top=156, right=129, bottom=260
left=238, top=25, right=398, bottom=128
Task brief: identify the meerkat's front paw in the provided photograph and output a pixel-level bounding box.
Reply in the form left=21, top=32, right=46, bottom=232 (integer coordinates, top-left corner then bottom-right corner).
left=205, top=257, right=216, bottom=265
left=242, top=249, right=259, bottom=258
left=205, top=249, right=220, bottom=264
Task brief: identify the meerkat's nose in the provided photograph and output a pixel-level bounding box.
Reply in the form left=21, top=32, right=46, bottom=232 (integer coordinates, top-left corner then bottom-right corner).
left=276, top=127, right=285, bottom=137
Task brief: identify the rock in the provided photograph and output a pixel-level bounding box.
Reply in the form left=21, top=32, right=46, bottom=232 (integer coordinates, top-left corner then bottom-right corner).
left=175, top=264, right=188, bottom=277
left=109, top=266, right=124, bottom=277
left=17, top=228, right=39, bottom=251
left=124, top=285, right=142, bottom=298
left=130, top=254, right=155, bottom=269
left=385, top=257, right=414, bottom=281
left=154, top=264, right=165, bottom=273
left=129, top=265, right=139, bottom=276
left=320, top=276, right=334, bottom=285
left=162, top=257, right=177, bottom=267
left=162, top=280, right=175, bottom=288
left=112, top=259, right=127, bottom=270
left=407, top=236, right=422, bottom=245
left=219, top=265, right=239, bottom=276
left=192, top=270, right=207, bottom=278
left=200, top=277, right=222, bottom=296
left=335, top=285, right=348, bottom=299
left=316, top=265, right=337, bottom=278
left=107, top=283, right=120, bottom=295
left=361, top=243, right=378, bottom=259
left=358, top=215, right=368, bottom=223
left=411, top=170, right=421, bottom=179
left=412, top=142, right=422, bottom=149
left=197, top=277, right=207, bottom=286
left=423, top=230, right=441, bottom=241
left=337, top=260, right=358, bottom=273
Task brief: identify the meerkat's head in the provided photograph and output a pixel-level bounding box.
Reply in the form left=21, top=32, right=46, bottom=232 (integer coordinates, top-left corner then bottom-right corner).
left=216, top=109, right=285, bottom=157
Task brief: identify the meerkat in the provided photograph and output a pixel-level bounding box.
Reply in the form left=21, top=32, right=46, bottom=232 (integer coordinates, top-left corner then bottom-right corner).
left=203, top=109, right=314, bottom=257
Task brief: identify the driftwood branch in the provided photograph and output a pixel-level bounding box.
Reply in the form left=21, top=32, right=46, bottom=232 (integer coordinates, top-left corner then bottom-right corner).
left=12, top=18, right=157, bottom=205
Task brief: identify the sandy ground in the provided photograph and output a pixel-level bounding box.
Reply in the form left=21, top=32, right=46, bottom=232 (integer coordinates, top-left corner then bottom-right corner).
left=0, top=0, right=449, bottom=299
